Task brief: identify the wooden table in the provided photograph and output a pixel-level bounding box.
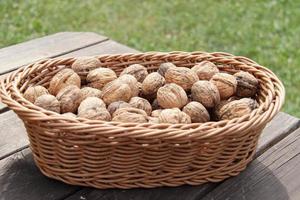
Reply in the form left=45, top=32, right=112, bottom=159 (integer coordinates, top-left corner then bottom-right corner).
left=0, top=32, right=299, bottom=200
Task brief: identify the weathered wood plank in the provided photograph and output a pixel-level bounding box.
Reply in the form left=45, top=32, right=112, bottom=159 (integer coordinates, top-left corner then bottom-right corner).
left=202, top=127, right=300, bottom=200
left=0, top=148, right=80, bottom=200
left=0, top=32, right=107, bottom=75
left=64, top=113, right=300, bottom=200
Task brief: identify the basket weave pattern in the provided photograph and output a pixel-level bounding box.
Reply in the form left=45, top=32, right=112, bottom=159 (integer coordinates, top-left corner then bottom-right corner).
left=0, top=52, right=284, bottom=189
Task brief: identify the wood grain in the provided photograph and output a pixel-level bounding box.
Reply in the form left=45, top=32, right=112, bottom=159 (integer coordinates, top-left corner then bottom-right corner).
left=0, top=32, right=107, bottom=75
left=202, top=127, right=300, bottom=200
left=64, top=113, right=300, bottom=200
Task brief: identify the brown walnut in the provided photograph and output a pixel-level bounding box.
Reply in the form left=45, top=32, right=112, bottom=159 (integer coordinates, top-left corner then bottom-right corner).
left=157, top=62, right=176, bottom=76
left=129, top=97, right=152, bottom=115
left=151, top=109, right=163, bottom=117
left=165, top=67, right=199, bottom=91
left=56, top=85, right=82, bottom=113
left=183, top=101, right=210, bottom=123
left=112, top=107, right=148, bottom=123
left=148, top=117, right=159, bottom=123
left=118, top=74, right=140, bottom=97
left=87, top=67, right=117, bottom=89
left=210, top=73, right=237, bottom=99
left=80, top=87, right=102, bottom=100
left=77, top=97, right=106, bottom=114
left=191, top=80, right=220, bottom=108
left=34, top=94, right=60, bottom=113
left=120, top=64, right=148, bottom=82
left=158, top=108, right=191, bottom=124
left=101, top=79, right=132, bottom=104
left=141, top=72, right=165, bottom=96
left=71, top=57, right=101, bottom=81
left=191, top=61, right=219, bottom=80
left=24, top=85, right=49, bottom=103
left=157, top=83, right=188, bottom=109
left=49, top=68, right=81, bottom=95
left=62, top=112, right=77, bottom=118
left=107, top=101, right=132, bottom=115
left=234, top=71, right=258, bottom=97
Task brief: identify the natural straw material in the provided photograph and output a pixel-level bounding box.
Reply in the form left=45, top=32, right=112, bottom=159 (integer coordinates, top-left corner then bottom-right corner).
left=0, top=52, right=285, bottom=189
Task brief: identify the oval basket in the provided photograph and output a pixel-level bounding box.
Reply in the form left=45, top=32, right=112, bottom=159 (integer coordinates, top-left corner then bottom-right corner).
left=0, top=52, right=284, bottom=189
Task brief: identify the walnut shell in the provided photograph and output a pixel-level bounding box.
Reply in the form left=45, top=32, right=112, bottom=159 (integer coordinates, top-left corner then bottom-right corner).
left=34, top=94, right=60, bottom=113
left=49, top=68, right=81, bottom=95
left=151, top=109, right=163, bottom=117
left=165, top=67, right=199, bottom=91
left=107, top=101, right=132, bottom=115
left=191, top=61, right=219, bottom=80
left=78, top=97, right=106, bottom=114
left=120, top=64, right=148, bottom=82
left=211, top=73, right=237, bottom=99
left=112, top=107, right=148, bottom=123
left=141, top=72, right=165, bottom=95
left=71, top=57, right=101, bottom=81
left=148, top=117, right=159, bottom=123
left=234, top=71, right=258, bottom=97
left=157, top=62, right=176, bottom=76
left=24, top=86, right=49, bottom=103
left=101, top=79, right=132, bottom=104
left=118, top=74, right=140, bottom=97
left=158, top=108, right=191, bottom=124
left=183, top=101, right=210, bottom=123
left=129, top=97, right=152, bottom=115
left=62, top=112, right=77, bottom=118
left=191, top=80, right=220, bottom=108
left=112, top=107, right=148, bottom=118
left=87, top=68, right=117, bottom=89
left=78, top=107, right=111, bottom=121
left=215, top=98, right=258, bottom=120
left=56, top=85, right=82, bottom=113
left=80, top=87, right=102, bottom=100
left=157, top=83, right=188, bottom=109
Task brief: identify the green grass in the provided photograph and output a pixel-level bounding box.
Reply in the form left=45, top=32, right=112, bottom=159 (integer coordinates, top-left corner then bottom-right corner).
left=1, top=0, right=299, bottom=116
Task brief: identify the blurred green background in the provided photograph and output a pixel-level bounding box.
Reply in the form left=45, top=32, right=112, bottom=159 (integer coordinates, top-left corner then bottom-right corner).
left=0, top=0, right=299, bottom=116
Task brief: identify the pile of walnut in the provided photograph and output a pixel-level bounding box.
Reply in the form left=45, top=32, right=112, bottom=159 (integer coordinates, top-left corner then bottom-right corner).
left=23, top=57, right=259, bottom=124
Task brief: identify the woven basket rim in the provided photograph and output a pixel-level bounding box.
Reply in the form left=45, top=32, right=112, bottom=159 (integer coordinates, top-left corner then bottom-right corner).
left=0, top=51, right=285, bottom=140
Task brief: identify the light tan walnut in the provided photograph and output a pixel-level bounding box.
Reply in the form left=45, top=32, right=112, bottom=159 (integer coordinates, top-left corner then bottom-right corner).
left=34, top=94, right=60, bottom=113
left=80, top=87, right=102, bottom=101
left=165, top=67, right=199, bottom=90
left=49, top=68, right=81, bottom=95
left=71, top=57, right=101, bottom=81
left=23, top=85, right=49, bottom=103
left=215, top=98, right=258, bottom=120
left=129, top=97, right=152, bottom=115
left=101, top=79, right=132, bottom=105
left=151, top=109, right=163, bottom=117
left=211, top=73, right=237, bottom=99
left=112, top=107, right=148, bottom=123
left=118, top=74, right=140, bottom=97
left=107, top=101, right=132, bottom=115
left=56, top=85, right=82, bottom=113
left=191, top=80, right=220, bottom=108
left=157, top=62, right=176, bottom=77
left=77, top=97, right=106, bottom=114
left=158, top=108, right=191, bottom=124
left=120, top=64, right=148, bottom=82
left=234, top=71, right=258, bottom=97
left=148, top=117, right=159, bottom=123
left=78, top=107, right=111, bottom=121
left=191, top=61, right=219, bottom=80
left=141, top=72, right=165, bottom=96
left=112, top=107, right=148, bottom=118
left=62, top=112, right=77, bottom=118
left=183, top=101, right=210, bottom=123
left=157, top=83, right=188, bottom=109
left=87, top=67, right=117, bottom=89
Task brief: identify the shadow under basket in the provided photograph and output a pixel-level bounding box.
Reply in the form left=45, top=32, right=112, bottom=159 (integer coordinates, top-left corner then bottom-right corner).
left=0, top=51, right=285, bottom=189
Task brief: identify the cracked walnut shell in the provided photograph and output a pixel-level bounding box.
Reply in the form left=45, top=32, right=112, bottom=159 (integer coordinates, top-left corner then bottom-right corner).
left=56, top=85, right=82, bottom=113
left=211, top=73, right=237, bottom=99
left=165, top=67, right=199, bottom=91
left=120, top=64, right=148, bottom=82
left=87, top=68, right=117, bottom=89
left=158, top=108, right=191, bottom=124
left=24, top=85, right=49, bottom=103
left=191, top=81, right=220, bottom=108
left=234, top=71, right=258, bottom=97
left=183, top=101, right=210, bottom=123
left=49, top=68, right=81, bottom=95
left=34, top=94, right=60, bottom=113
left=191, top=61, right=219, bottom=80
left=157, top=83, right=188, bottom=109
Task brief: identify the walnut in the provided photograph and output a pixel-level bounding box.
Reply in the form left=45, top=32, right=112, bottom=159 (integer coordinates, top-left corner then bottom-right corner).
left=34, top=94, right=60, bottom=113
left=49, top=68, right=81, bottom=95
left=211, top=73, right=237, bottom=99
left=101, top=79, right=132, bottom=104
left=234, top=71, right=258, bottom=97
left=157, top=62, right=176, bottom=76
left=56, top=85, right=82, bottom=113
left=120, top=64, right=148, bottom=82
left=165, top=67, right=199, bottom=90
left=191, top=61, right=219, bottom=80
left=23, top=85, right=49, bottom=103
left=107, top=101, right=132, bottom=115
left=148, top=117, right=159, bottom=123
left=151, top=109, right=163, bottom=117
left=215, top=98, right=258, bottom=120
left=157, top=83, right=188, bottom=109
left=129, top=97, right=152, bottom=115
left=191, top=81, right=220, bottom=108
left=62, top=112, right=77, bottom=118
left=80, top=87, right=102, bottom=100
left=141, top=72, right=165, bottom=96
left=77, top=97, right=110, bottom=121
left=87, top=68, right=117, bottom=89
left=183, top=101, right=210, bottom=123
left=71, top=57, right=101, bottom=81
left=118, top=74, right=140, bottom=97
left=112, top=107, right=148, bottom=123
left=158, top=108, right=191, bottom=124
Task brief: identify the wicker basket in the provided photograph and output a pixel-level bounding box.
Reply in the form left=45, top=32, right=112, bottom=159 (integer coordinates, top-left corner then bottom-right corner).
left=0, top=52, right=284, bottom=189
